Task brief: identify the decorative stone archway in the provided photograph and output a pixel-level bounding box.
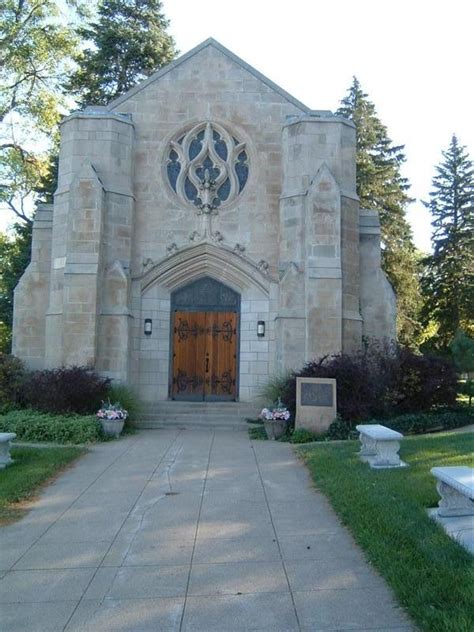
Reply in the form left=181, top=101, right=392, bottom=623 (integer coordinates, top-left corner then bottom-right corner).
left=134, top=243, right=277, bottom=404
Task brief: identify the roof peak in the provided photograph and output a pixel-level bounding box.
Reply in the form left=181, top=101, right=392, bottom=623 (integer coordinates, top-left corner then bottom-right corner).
left=106, top=38, right=310, bottom=112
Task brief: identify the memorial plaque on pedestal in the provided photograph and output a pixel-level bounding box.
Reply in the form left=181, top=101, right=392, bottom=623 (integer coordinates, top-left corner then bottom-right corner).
left=296, top=377, right=337, bottom=433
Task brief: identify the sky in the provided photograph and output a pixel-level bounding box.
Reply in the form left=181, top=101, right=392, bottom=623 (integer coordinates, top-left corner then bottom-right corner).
left=2, top=0, right=472, bottom=252
left=160, top=0, right=473, bottom=253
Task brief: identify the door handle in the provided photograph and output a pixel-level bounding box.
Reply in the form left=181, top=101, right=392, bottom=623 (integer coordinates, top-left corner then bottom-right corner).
left=205, top=356, right=209, bottom=373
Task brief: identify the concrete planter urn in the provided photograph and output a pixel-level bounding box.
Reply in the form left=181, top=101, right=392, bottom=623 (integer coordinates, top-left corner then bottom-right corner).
left=264, top=419, right=287, bottom=440
left=97, top=400, right=128, bottom=438
left=260, top=400, right=290, bottom=440
left=100, top=418, right=125, bottom=438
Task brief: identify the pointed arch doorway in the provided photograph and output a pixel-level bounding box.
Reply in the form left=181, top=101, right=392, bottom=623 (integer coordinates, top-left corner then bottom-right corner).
left=170, top=277, right=240, bottom=401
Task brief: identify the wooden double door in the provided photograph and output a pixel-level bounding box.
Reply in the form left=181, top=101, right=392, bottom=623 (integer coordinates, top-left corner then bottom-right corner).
left=171, top=310, right=238, bottom=401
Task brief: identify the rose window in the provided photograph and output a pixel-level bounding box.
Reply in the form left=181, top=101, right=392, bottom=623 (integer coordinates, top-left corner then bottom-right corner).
left=166, top=122, right=248, bottom=212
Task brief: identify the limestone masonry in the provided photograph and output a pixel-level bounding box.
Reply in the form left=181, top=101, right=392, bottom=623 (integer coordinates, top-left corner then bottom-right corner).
left=12, top=39, right=396, bottom=403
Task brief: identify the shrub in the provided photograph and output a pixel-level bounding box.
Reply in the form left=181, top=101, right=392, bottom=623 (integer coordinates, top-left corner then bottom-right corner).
left=385, top=408, right=473, bottom=435
left=106, top=383, right=142, bottom=425
left=280, top=343, right=458, bottom=428
left=326, top=416, right=355, bottom=440
left=290, top=428, right=324, bottom=444
left=0, top=354, right=24, bottom=412
left=20, top=366, right=110, bottom=415
left=389, top=347, right=458, bottom=413
left=259, top=372, right=292, bottom=405
left=327, top=407, right=474, bottom=439
left=0, top=410, right=101, bottom=444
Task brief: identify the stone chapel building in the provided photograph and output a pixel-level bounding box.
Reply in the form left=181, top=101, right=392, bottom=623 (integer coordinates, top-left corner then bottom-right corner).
left=12, top=39, right=396, bottom=404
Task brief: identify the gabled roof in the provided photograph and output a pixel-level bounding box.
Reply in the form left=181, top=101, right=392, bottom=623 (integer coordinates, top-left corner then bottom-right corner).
left=107, top=37, right=310, bottom=112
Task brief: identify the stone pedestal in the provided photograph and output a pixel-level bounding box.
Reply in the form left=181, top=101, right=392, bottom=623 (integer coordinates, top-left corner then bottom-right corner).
left=436, top=481, right=474, bottom=517
left=0, top=433, right=17, bottom=468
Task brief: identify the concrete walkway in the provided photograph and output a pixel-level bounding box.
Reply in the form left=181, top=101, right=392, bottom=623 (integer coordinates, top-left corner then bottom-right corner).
left=0, top=430, right=413, bottom=631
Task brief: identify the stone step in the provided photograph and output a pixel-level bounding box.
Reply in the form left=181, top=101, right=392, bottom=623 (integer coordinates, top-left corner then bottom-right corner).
left=141, top=404, right=259, bottom=417
left=136, top=401, right=261, bottom=430
left=138, top=413, right=255, bottom=424
left=136, top=418, right=251, bottom=431
left=142, top=401, right=258, bottom=410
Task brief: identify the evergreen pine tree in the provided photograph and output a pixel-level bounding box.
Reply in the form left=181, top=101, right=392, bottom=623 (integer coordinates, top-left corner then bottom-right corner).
left=422, top=135, right=474, bottom=348
left=337, top=78, right=422, bottom=346
left=68, top=0, right=177, bottom=106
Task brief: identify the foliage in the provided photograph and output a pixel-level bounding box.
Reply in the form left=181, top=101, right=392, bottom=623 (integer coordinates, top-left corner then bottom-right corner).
left=450, top=330, right=474, bottom=406
left=0, top=1, right=84, bottom=126
left=20, top=366, right=110, bottom=414
left=0, top=409, right=101, bottom=443
left=421, top=136, right=474, bottom=349
left=328, top=407, right=473, bottom=440
left=68, top=0, right=177, bottom=106
left=449, top=330, right=474, bottom=373
left=106, top=383, right=142, bottom=424
left=258, top=372, right=292, bottom=405
left=458, top=380, right=474, bottom=407
left=326, top=416, right=355, bottom=440
left=336, top=78, right=422, bottom=346
left=248, top=426, right=267, bottom=440
left=299, top=433, right=474, bottom=631
left=0, top=445, right=85, bottom=523
left=0, top=353, right=24, bottom=411
left=0, top=223, right=32, bottom=351
left=289, top=428, right=324, bottom=444
left=280, top=344, right=457, bottom=426
left=0, top=1, right=85, bottom=222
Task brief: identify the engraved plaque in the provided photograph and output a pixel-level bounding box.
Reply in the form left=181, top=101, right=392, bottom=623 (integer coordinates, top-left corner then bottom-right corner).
left=301, top=382, right=333, bottom=407
left=296, top=377, right=337, bottom=433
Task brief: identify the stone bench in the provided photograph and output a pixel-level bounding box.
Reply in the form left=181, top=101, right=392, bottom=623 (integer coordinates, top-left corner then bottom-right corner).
left=356, top=424, right=405, bottom=468
left=431, top=466, right=474, bottom=517
left=0, top=432, right=17, bottom=468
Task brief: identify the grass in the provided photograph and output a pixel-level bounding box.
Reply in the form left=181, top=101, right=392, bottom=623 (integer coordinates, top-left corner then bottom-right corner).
left=248, top=426, right=267, bottom=440
left=298, top=432, right=474, bottom=632
left=0, top=446, right=85, bottom=524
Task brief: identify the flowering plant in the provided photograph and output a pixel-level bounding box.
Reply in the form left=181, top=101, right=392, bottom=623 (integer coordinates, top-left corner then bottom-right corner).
left=259, top=398, right=290, bottom=423
left=96, top=400, right=128, bottom=421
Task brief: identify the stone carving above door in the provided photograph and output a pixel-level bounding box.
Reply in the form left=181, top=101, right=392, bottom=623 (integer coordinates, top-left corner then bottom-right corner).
left=166, top=121, right=249, bottom=213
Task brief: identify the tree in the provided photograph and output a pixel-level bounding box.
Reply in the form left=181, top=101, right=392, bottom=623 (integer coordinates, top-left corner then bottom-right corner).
left=0, top=1, right=85, bottom=224
left=68, top=0, right=177, bottom=107
left=422, top=136, right=474, bottom=349
left=449, top=330, right=474, bottom=406
left=1, top=2, right=85, bottom=348
left=0, top=223, right=32, bottom=351
left=336, top=78, right=422, bottom=346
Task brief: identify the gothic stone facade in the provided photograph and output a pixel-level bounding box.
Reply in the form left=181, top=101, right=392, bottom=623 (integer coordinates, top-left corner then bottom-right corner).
left=12, top=39, right=396, bottom=403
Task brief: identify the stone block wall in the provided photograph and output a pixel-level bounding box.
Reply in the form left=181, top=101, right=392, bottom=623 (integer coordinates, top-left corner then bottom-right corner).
left=108, top=43, right=305, bottom=281
left=44, top=110, right=134, bottom=371
left=12, top=205, right=53, bottom=368
left=359, top=209, right=397, bottom=342
left=278, top=112, right=360, bottom=370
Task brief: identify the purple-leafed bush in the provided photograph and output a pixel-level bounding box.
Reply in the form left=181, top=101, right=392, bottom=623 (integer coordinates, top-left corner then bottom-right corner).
left=20, top=366, right=110, bottom=414
left=281, top=343, right=457, bottom=424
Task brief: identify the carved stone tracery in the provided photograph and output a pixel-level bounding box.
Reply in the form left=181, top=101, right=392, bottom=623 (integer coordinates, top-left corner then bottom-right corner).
left=166, top=121, right=248, bottom=213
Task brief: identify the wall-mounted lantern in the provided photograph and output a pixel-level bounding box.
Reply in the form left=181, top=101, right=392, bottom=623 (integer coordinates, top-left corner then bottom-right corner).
left=257, top=320, right=265, bottom=337
left=144, top=318, right=152, bottom=336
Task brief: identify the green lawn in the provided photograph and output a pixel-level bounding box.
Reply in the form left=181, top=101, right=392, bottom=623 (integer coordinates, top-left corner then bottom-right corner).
left=298, top=432, right=474, bottom=632
left=0, top=446, right=85, bottom=524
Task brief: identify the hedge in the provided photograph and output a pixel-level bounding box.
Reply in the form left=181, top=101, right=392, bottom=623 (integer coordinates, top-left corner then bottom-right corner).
left=0, top=410, right=102, bottom=444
